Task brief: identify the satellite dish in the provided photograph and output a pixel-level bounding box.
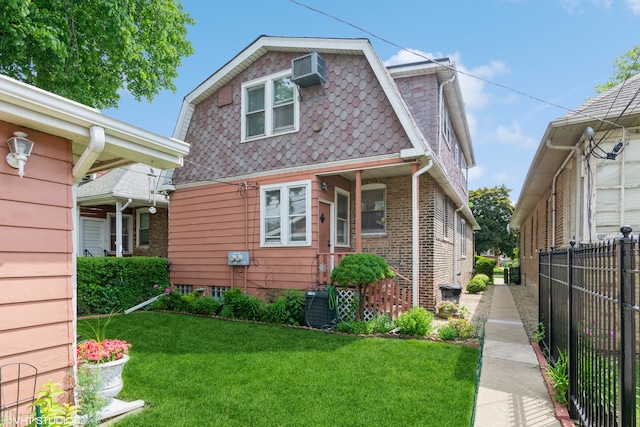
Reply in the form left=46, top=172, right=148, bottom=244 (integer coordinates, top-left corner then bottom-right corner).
left=148, top=206, right=157, bottom=214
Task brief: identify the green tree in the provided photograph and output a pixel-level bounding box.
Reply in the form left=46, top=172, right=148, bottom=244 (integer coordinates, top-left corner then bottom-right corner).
left=469, top=185, right=518, bottom=258
left=330, top=253, right=395, bottom=320
left=1, top=0, right=195, bottom=109
left=595, top=44, right=640, bottom=93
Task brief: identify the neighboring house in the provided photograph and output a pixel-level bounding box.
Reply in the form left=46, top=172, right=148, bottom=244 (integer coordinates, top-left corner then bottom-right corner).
left=0, top=74, right=188, bottom=417
left=77, top=164, right=175, bottom=258
left=510, top=73, right=640, bottom=295
left=168, top=36, right=478, bottom=310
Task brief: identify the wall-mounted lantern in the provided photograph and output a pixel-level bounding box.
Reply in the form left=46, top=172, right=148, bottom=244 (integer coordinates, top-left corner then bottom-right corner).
left=6, top=131, right=35, bottom=178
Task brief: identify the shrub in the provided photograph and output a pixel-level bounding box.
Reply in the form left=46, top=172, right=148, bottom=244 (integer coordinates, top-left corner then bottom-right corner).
left=474, top=274, right=490, bottom=285
left=438, top=325, right=458, bottom=341
left=150, top=289, right=185, bottom=311
left=265, top=289, right=305, bottom=325
left=77, top=257, right=170, bottom=315
left=330, top=253, right=394, bottom=319
left=394, top=307, right=434, bottom=337
left=466, top=276, right=487, bottom=294
left=474, top=256, right=496, bottom=282
left=366, top=313, right=395, bottom=334
left=221, top=288, right=265, bottom=321
left=448, top=318, right=475, bottom=338
left=191, top=297, right=221, bottom=316
left=335, top=320, right=368, bottom=334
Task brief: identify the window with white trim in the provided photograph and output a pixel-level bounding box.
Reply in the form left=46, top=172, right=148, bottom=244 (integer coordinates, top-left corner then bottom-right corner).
left=137, top=210, right=150, bottom=247
left=261, top=180, right=311, bottom=246
left=362, top=184, right=386, bottom=235
left=336, top=189, right=350, bottom=246
left=242, top=71, right=298, bottom=141
left=460, top=219, right=467, bottom=256
left=442, top=107, right=452, bottom=149
left=108, top=214, right=132, bottom=253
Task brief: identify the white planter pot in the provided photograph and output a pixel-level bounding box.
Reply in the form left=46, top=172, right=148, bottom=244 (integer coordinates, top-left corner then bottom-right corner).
left=84, top=354, right=129, bottom=405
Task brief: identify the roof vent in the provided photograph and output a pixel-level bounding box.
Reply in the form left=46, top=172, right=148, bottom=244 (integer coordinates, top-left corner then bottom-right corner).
left=291, top=52, right=325, bottom=88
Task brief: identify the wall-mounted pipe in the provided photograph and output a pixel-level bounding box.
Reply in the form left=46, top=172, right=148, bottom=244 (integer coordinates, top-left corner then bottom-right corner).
left=453, top=204, right=465, bottom=284
left=412, top=156, right=433, bottom=307
left=72, top=126, right=105, bottom=183
left=546, top=137, right=584, bottom=245
left=115, top=198, right=132, bottom=257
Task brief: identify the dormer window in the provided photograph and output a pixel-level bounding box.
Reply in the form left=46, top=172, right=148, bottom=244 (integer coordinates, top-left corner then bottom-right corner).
left=242, top=70, right=298, bottom=141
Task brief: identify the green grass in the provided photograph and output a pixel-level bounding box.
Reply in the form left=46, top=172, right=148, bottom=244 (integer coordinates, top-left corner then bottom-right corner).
left=80, top=312, right=478, bottom=427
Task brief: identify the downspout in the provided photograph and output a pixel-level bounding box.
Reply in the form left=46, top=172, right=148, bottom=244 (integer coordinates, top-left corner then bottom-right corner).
left=116, top=198, right=132, bottom=257
left=546, top=137, right=584, bottom=245
left=437, top=75, right=456, bottom=156
left=412, top=156, right=433, bottom=307
left=72, top=126, right=106, bottom=183
left=453, top=204, right=464, bottom=283
left=550, top=150, right=576, bottom=248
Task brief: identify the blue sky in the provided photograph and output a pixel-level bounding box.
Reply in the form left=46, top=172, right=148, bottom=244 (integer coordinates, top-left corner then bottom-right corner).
left=105, top=0, right=640, bottom=202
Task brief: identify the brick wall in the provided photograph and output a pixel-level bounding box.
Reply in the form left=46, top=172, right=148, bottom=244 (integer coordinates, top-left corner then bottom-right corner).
left=133, top=207, right=168, bottom=258
left=357, top=174, right=471, bottom=310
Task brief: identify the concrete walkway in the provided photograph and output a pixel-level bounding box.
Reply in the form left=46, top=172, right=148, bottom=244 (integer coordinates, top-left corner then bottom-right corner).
left=474, top=280, right=562, bottom=427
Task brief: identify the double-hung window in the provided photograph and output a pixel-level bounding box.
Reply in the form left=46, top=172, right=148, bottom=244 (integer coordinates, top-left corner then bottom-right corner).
left=137, top=210, right=150, bottom=247
left=108, top=214, right=132, bottom=253
left=336, top=189, right=350, bottom=246
left=261, top=180, right=311, bottom=246
left=361, top=184, right=386, bottom=235
left=242, top=70, right=297, bottom=141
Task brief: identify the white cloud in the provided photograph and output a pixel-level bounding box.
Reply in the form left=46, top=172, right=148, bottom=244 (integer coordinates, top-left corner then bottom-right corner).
left=458, top=61, right=509, bottom=111
left=467, top=164, right=486, bottom=183
left=625, top=0, right=640, bottom=13
left=383, top=49, right=443, bottom=67
left=494, top=122, right=537, bottom=149
left=384, top=48, right=509, bottom=113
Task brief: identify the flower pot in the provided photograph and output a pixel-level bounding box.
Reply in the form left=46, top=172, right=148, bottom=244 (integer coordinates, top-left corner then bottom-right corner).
left=83, top=354, right=129, bottom=405
left=438, top=308, right=453, bottom=319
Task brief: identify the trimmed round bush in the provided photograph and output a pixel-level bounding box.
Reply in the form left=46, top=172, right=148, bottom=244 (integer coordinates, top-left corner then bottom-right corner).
left=394, top=307, right=434, bottom=337
left=466, top=276, right=487, bottom=294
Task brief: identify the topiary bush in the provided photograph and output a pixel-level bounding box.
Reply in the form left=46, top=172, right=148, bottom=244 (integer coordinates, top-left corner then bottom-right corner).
left=394, top=307, right=434, bottom=337
left=330, top=253, right=395, bottom=319
left=474, top=256, right=496, bottom=283
left=466, top=275, right=488, bottom=294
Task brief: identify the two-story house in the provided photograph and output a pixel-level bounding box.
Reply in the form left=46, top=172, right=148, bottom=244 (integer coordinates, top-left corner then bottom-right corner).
left=167, top=36, right=478, bottom=310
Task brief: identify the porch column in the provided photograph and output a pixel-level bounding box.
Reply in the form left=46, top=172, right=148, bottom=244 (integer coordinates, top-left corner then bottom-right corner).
left=355, top=170, right=362, bottom=253
left=115, top=200, right=123, bottom=257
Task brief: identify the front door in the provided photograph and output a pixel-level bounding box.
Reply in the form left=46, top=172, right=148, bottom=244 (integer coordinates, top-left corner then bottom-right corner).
left=319, top=201, right=334, bottom=283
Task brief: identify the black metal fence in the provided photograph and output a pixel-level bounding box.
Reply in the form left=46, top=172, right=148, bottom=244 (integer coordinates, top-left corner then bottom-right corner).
left=539, top=226, right=639, bottom=426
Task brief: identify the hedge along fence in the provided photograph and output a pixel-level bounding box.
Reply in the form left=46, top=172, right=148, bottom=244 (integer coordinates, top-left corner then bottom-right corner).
left=474, top=256, right=496, bottom=283
left=77, top=257, right=170, bottom=316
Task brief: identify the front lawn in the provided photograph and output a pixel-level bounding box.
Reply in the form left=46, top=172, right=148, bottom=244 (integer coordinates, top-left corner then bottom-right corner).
left=80, top=312, right=478, bottom=426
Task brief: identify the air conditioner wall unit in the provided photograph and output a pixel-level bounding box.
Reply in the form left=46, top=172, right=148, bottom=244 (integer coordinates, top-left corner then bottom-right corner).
left=291, top=52, right=325, bottom=88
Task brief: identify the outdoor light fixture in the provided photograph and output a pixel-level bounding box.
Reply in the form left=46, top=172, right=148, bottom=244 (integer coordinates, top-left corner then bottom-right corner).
left=583, top=127, right=595, bottom=138
left=6, top=131, right=35, bottom=178
left=321, top=181, right=329, bottom=191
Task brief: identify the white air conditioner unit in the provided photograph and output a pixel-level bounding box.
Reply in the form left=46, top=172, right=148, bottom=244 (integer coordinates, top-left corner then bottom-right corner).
left=291, top=52, right=325, bottom=88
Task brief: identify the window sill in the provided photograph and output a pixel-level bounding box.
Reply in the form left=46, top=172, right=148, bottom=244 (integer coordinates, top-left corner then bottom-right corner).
left=242, top=128, right=297, bottom=143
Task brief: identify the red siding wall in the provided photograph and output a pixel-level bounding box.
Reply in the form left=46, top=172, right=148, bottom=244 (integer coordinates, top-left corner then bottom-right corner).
left=0, top=122, right=74, bottom=403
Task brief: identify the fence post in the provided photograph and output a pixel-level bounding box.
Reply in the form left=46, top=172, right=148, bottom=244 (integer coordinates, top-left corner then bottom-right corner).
left=619, top=225, right=635, bottom=427
left=567, top=240, right=578, bottom=420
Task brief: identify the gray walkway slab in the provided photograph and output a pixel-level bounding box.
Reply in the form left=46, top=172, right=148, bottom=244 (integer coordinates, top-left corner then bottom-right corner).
left=474, top=282, right=561, bottom=427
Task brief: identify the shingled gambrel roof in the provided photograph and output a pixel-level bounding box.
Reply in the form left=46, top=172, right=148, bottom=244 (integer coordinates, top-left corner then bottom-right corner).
left=172, top=36, right=477, bottom=226
left=511, top=73, right=640, bottom=229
